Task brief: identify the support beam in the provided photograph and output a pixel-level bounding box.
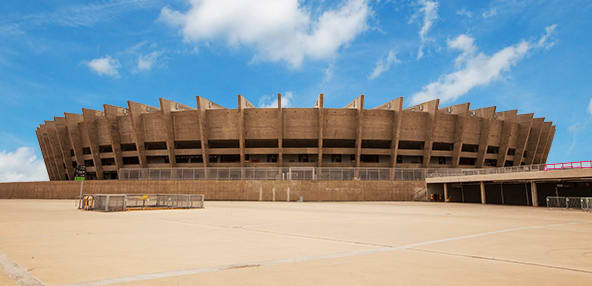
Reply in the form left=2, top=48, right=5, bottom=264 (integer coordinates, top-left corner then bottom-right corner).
left=443, top=183, right=448, bottom=203
left=237, top=95, right=254, bottom=168
left=127, top=101, right=159, bottom=168
left=480, top=181, right=486, bottom=204
left=524, top=118, right=545, bottom=165
left=531, top=181, right=538, bottom=207
left=493, top=110, right=517, bottom=167
left=346, top=95, right=365, bottom=169
left=104, top=104, right=127, bottom=176
left=474, top=108, right=496, bottom=167
left=534, top=122, right=552, bottom=164
left=277, top=93, right=284, bottom=167
left=160, top=98, right=193, bottom=168
left=316, top=94, right=324, bottom=167
left=53, top=117, right=75, bottom=180
left=541, top=125, right=555, bottom=163
left=514, top=113, right=534, bottom=166
left=405, top=100, right=439, bottom=167
left=64, top=113, right=84, bottom=169
left=36, top=128, right=55, bottom=181
left=196, top=96, right=224, bottom=167
left=44, top=121, right=68, bottom=180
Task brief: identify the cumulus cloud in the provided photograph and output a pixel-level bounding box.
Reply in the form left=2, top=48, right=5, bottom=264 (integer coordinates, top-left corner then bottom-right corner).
left=411, top=0, right=438, bottom=60
left=258, top=92, right=294, bottom=108
left=482, top=8, right=497, bottom=18
left=456, top=8, right=472, bottom=18
left=159, top=0, right=370, bottom=68
left=324, top=62, right=335, bottom=82
left=87, top=56, right=121, bottom=77
left=137, top=51, right=161, bottom=72
left=537, top=24, right=558, bottom=49
left=368, top=50, right=400, bottom=80
left=410, top=25, right=558, bottom=105
left=0, top=147, right=48, bottom=182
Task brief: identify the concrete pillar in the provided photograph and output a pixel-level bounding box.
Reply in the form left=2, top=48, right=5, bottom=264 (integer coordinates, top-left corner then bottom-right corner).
left=443, top=183, right=448, bottom=202
left=531, top=181, right=538, bottom=207
left=316, top=94, right=324, bottom=167
left=480, top=181, right=486, bottom=204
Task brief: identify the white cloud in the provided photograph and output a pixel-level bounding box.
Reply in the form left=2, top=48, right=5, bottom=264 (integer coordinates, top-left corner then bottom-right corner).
left=324, top=62, right=335, bottom=82
left=482, top=8, right=497, bottom=18
left=87, top=56, right=121, bottom=77
left=159, top=0, right=370, bottom=68
left=137, top=51, right=161, bottom=72
left=258, top=92, right=294, bottom=108
left=456, top=8, right=472, bottom=18
left=0, top=147, right=48, bottom=182
left=368, top=50, right=400, bottom=80
left=410, top=25, right=558, bottom=105
left=588, top=98, right=592, bottom=117
left=537, top=24, right=558, bottom=49
left=411, top=0, right=438, bottom=60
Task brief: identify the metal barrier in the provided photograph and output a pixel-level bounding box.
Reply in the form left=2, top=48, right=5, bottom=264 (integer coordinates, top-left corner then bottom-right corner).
left=78, top=194, right=205, bottom=212
left=546, top=196, right=592, bottom=211
left=119, top=167, right=428, bottom=181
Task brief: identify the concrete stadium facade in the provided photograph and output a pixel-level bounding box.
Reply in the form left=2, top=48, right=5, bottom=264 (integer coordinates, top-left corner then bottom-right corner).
left=36, top=95, right=555, bottom=181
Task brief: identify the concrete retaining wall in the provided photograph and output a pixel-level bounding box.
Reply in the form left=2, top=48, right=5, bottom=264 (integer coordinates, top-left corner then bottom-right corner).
left=0, top=180, right=427, bottom=201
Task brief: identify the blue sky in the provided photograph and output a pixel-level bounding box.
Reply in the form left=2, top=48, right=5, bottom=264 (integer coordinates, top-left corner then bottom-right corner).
left=0, top=0, right=591, bottom=181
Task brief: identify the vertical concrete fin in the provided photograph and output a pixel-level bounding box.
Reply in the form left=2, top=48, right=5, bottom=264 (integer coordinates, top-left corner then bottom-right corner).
left=277, top=93, right=284, bottom=166
left=391, top=97, right=404, bottom=167
left=373, top=97, right=403, bottom=110
left=64, top=112, right=84, bottom=169
left=514, top=113, right=534, bottom=166
left=439, top=102, right=470, bottom=114
left=82, top=108, right=104, bottom=179
left=196, top=96, right=225, bottom=110
left=524, top=117, right=545, bottom=165
left=316, top=94, right=324, bottom=167
left=238, top=95, right=255, bottom=109
left=158, top=98, right=181, bottom=168
left=237, top=94, right=246, bottom=167
left=127, top=101, right=149, bottom=168
left=420, top=99, right=439, bottom=167
left=36, top=128, right=54, bottom=181
left=44, top=120, right=67, bottom=180
left=542, top=125, right=555, bottom=164
left=103, top=104, right=125, bottom=175
left=534, top=122, right=553, bottom=164
left=196, top=96, right=210, bottom=167
left=405, top=99, right=439, bottom=113
left=474, top=107, right=496, bottom=168
left=37, top=125, right=56, bottom=180
left=345, top=95, right=364, bottom=109
left=355, top=95, right=365, bottom=169
left=495, top=110, right=518, bottom=121
left=53, top=116, right=75, bottom=179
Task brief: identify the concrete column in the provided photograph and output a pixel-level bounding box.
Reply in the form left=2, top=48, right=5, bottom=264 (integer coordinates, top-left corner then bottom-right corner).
left=238, top=95, right=246, bottom=168
left=354, top=95, right=364, bottom=169
left=524, top=118, right=544, bottom=165
left=443, top=183, right=448, bottom=203
left=531, top=181, right=538, bottom=207
left=104, top=104, right=126, bottom=177
left=277, top=93, right=284, bottom=167
left=82, top=109, right=105, bottom=180
left=480, top=181, right=486, bottom=204
left=513, top=113, right=534, bottom=166
left=316, top=94, right=324, bottom=167
left=196, top=96, right=210, bottom=168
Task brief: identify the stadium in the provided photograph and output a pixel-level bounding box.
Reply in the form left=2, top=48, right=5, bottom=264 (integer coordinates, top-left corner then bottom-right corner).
left=36, top=95, right=555, bottom=181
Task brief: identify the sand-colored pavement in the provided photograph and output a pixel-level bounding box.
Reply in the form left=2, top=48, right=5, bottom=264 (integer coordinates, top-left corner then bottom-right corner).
left=0, top=200, right=591, bottom=285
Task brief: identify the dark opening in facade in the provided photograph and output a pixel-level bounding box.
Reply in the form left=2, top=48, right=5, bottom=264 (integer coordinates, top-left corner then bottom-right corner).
left=504, top=160, right=514, bottom=166
left=459, top=157, right=476, bottom=165
left=461, top=144, right=479, bottom=153
left=144, top=142, right=167, bottom=150
left=398, top=141, right=424, bottom=150
left=175, top=154, right=203, bottom=164
left=432, top=142, right=454, bottom=151
left=70, top=149, right=74, bottom=156
left=507, top=148, right=516, bottom=156
left=209, top=154, right=240, bottom=163
left=323, top=139, right=355, bottom=148
left=84, top=159, right=94, bottom=167
left=99, top=145, right=113, bottom=153
left=103, top=171, right=118, bottom=180
left=245, top=139, right=278, bottom=148
left=100, top=158, right=115, bottom=166
left=86, top=172, right=97, bottom=180
left=82, top=147, right=91, bottom=154
left=396, top=155, right=423, bottom=164
left=174, top=140, right=201, bottom=149
left=122, top=156, right=139, bottom=165
left=146, top=155, right=170, bottom=164
left=484, top=159, right=497, bottom=166
left=121, top=143, right=137, bottom=151
left=282, top=139, right=318, bottom=148
left=361, top=140, right=391, bottom=149
left=430, top=156, right=452, bottom=165
left=360, top=155, right=379, bottom=163
left=208, top=140, right=240, bottom=148
left=486, top=146, right=499, bottom=154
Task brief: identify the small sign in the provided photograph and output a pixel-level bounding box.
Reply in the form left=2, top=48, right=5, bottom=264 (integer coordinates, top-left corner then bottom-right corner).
left=75, top=177, right=85, bottom=181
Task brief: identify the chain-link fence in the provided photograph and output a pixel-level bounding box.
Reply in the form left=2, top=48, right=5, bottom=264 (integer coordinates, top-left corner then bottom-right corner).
left=118, top=167, right=429, bottom=181
left=78, top=194, right=205, bottom=212
left=546, top=196, right=592, bottom=211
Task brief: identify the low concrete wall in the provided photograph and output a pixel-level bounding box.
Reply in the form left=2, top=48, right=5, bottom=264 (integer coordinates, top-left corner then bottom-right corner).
left=0, top=180, right=427, bottom=201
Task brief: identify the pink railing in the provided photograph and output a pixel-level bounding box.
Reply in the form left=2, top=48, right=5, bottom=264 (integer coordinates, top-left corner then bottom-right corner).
left=544, top=161, right=592, bottom=171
